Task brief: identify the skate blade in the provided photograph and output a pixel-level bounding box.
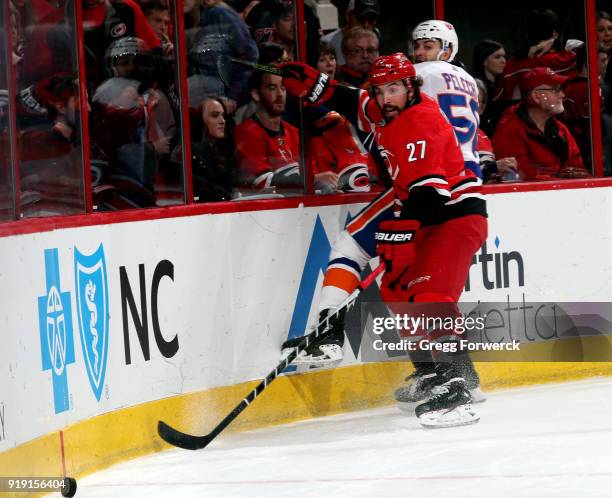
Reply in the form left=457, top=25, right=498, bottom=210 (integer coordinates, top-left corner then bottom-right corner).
left=291, top=355, right=343, bottom=370
left=418, top=404, right=480, bottom=429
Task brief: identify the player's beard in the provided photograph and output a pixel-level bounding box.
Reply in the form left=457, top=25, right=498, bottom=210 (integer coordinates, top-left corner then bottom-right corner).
left=382, top=105, right=401, bottom=121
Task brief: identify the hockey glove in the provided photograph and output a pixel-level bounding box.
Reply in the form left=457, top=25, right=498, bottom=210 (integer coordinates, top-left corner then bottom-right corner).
left=278, top=61, right=337, bottom=105
left=375, top=219, right=420, bottom=289
left=280, top=309, right=345, bottom=368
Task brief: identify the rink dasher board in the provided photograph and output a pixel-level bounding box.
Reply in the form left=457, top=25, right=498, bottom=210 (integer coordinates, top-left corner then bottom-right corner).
left=1, top=187, right=612, bottom=480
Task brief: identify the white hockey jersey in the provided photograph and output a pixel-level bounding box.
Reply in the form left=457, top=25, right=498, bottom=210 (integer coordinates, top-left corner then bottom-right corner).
left=415, top=61, right=481, bottom=177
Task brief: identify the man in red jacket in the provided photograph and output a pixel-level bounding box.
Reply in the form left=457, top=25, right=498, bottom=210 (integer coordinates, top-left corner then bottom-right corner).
left=492, top=67, right=590, bottom=181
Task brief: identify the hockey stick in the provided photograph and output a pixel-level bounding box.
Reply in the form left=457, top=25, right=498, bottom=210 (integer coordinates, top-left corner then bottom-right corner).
left=158, top=263, right=384, bottom=450
left=216, top=55, right=283, bottom=87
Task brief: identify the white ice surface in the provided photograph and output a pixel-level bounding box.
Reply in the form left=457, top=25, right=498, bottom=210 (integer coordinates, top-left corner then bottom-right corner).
left=59, top=377, right=612, bottom=498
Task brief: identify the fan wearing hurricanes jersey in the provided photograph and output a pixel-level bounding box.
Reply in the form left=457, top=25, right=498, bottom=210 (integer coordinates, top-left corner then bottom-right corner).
left=411, top=20, right=482, bottom=178
left=234, top=71, right=301, bottom=192
left=279, top=53, right=488, bottom=428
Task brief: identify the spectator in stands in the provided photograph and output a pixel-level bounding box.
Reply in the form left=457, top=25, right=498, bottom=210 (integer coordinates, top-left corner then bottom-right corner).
left=191, top=0, right=258, bottom=114
left=18, top=75, right=86, bottom=216
left=597, top=11, right=612, bottom=53
left=91, top=76, right=158, bottom=208
left=475, top=78, right=518, bottom=182
left=82, top=0, right=161, bottom=92
left=245, top=0, right=322, bottom=66
left=307, top=110, right=379, bottom=193
left=232, top=41, right=287, bottom=124
left=316, top=41, right=337, bottom=78
left=493, top=9, right=577, bottom=110
left=91, top=36, right=178, bottom=208
left=234, top=71, right=301, bottom=191
left=191, top=96, right=236, bottom=201
left=336, top=27, right=379, bottom=87
left=493, top=67, right=589, bottom=181
left=142, top=1, right=173, bottom=56
left=472, top=39, right=506, bottom=134
left=321, top=0, right=380, bottom=66
left=270, top=2, right=296, bottom=61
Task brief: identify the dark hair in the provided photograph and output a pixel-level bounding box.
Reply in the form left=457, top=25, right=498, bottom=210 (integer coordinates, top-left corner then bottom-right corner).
left=318, top=41, right=337, bottom=59
left=598, top=10, right=612, bottom=22
left=258, top=42, right=286, bottom=65
left=526, top=9, right=561, bottom=47
left=141, top=1, right=168, bottom=16
left=472, top=40, right=504, bottom=80
left=201, top=96, right=234, bottom=138
left=250, top=69, right=281, bottom=91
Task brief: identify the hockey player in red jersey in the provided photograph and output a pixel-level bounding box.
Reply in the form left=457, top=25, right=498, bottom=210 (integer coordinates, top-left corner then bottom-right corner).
left=279, top=53, right=487, bottom=427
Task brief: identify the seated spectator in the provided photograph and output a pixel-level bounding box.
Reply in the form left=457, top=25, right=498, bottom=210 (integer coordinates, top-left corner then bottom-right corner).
left=472, top=39, right=506, bottom=134
left=190, top=0, right=258, bottom=114
left=190, top=96, right=236, bottom=201
left=91, top=77, right=158, bottom=208
left=316, top=41, right=337, bottom=78
left=337, top=27, right=379, bottom=88
left=305, top=41, right=380, bottom=193
left=142, top=1, right=173, bottom=56
left=82, top=0, right=161, bottom=92
left=270, top=1, right=295, bottom=61
left=245, top=0, right=322, bottom=66
left=493, top=9, right=577, bottom=109
left=234, top=71, right=301, bottom=192
left=321, top=0, right=380, bottom=66
left=90, top=34, right=177, bottom=210
left=492, top=67, right=590, bottom=181
left=475, top=78, right=518, bottom=182
left=233, top=41, right=287, bottom=124
left=17, top=75, right=86, bottom=216
left=308, top=111, right=379, bottom=193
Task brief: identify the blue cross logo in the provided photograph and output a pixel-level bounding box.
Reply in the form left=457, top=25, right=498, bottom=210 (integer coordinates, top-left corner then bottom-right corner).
left=38, top=248, right=75, bottom=414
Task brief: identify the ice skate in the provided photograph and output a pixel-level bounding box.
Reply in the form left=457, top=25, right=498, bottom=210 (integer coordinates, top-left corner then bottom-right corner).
left=394, top=365, right=438, bottom=412
left=415, top=375, right=480, bottom=428
left=281, top=329, right=344, bottom=369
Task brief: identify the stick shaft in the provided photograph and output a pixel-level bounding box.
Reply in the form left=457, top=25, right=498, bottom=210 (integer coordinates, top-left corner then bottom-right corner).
left=158, top=263, right=384, bottom=450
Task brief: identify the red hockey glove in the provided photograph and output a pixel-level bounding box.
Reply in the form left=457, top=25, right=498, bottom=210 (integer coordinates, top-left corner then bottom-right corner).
left=278, top=61, right=337, bottom=105
left=375, top=219, right=420, bottom=288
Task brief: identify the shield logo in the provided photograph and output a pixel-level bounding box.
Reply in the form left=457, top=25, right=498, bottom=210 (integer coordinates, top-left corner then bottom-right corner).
left=74, top=244, right=109, bottom=401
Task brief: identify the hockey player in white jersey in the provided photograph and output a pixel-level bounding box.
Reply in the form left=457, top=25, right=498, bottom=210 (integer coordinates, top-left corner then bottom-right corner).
left=411, top=20, right=482, bottom=178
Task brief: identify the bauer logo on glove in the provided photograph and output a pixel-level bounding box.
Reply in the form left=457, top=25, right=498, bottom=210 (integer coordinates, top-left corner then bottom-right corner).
left=279, top=61, right=337, bottom=105
left=375, top=228, right=416, bottom=244
left=308, top=73, right=330, bottom=103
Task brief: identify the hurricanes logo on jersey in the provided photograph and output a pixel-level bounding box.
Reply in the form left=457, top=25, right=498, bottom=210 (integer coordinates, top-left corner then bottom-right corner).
left=378, top=144, right=399, bottom=180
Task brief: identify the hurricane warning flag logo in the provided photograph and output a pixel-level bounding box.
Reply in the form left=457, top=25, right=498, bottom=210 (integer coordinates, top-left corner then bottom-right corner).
left=74, top=244, right=109, bottom=401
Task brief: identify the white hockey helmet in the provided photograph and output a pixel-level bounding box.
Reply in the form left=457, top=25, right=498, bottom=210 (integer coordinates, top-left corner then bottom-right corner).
left=411, top=20, right=459, bottom=62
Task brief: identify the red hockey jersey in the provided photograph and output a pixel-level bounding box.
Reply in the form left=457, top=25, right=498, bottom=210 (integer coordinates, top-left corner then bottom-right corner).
left=372, top=95, right=485, bottom=225
left=234, top=116, right=301, bottom=190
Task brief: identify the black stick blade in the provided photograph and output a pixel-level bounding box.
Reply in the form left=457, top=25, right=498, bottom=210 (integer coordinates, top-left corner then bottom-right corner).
left=158, top=420, right=214, bottom=450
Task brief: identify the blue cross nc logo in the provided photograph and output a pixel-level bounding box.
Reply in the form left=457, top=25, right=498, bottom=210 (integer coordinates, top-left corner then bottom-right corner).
left=38, top=248, right=75, bottom=414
